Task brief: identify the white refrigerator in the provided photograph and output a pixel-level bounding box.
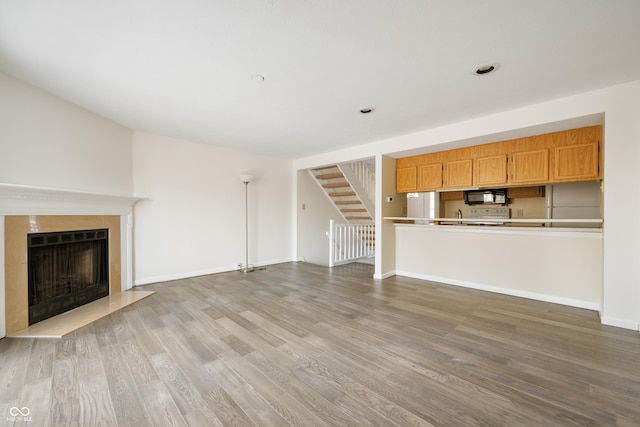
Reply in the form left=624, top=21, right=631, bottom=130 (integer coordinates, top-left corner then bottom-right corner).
left=546, top=181, right=602, bottom=228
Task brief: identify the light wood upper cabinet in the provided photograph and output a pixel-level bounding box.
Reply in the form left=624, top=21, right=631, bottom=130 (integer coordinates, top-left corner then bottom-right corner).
left=511, top=149, right=549, bottom=184
left=416, top=152, right=444, bottom=191
left=395, top=125, right=602, bottom=192
left=475, top=141, right=508, bottom=187
left=509, top=134, right=550, bottom=184
left=396, top=155, right=419, bottom=192
left=417, top=164, right=443, bottom=190
left=553, top=143, right=599, bottom=181
left=443, top=147, right=474, bottom=189
left=548, top=125, right=601, bottom=182
left=396, top=166, right=417, bottom=192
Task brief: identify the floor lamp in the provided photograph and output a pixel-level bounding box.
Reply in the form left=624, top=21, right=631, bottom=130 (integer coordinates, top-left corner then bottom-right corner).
left=239, top=174, right=254, bottom=273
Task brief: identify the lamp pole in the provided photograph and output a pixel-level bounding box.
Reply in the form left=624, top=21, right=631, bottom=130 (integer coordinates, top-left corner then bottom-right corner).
left=239, top=174, right=254, bottom=273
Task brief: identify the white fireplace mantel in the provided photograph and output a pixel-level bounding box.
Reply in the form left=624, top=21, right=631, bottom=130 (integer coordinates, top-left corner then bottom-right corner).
left=0, top=183, right=146, bottom=338
left=0, top=183, right=144, bottom=215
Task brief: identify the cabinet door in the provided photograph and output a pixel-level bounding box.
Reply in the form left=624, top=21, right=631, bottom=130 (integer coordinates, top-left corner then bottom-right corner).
left=511, top=149, right=549, bottom=184
left=439, top=191, right=464, bottom=201
left=507, top=186, right=545, bottom=198
left=396, top=166, right=417, bottom=192
left=476, top=154, right=507, bottom=187
left=417, top=163, right=443, bottom=190
left=554, top=142, right=599, bottom=182
left=444, top=159, right=473, bottom=188
left=548, top=125, right=601, bottom=183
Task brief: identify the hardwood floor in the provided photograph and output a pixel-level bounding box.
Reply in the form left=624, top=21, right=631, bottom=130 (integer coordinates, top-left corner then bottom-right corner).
left=1, top=262, right=639, bottom=426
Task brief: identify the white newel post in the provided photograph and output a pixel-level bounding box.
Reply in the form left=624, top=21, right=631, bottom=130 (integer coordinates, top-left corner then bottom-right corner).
left=328, top=220, right=335, bottom=268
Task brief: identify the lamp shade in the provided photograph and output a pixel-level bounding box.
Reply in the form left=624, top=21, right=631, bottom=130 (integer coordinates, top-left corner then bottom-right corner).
left=239, top=174, right=254, bottom=183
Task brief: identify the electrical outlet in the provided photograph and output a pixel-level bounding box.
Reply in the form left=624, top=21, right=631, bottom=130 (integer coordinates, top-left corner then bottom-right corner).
left=517, top=209, right=524, bottom=217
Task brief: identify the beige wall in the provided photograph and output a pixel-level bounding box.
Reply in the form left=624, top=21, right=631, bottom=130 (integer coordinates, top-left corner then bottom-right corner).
left=375, top=155, right=403, bottom=278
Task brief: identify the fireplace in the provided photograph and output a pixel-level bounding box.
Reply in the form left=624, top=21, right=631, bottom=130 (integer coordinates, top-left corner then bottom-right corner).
left=1, top=184, right=143, bottom=338
left=28, top=228, right=110, bottom=325
left=3, top=214, right=125, bottom=335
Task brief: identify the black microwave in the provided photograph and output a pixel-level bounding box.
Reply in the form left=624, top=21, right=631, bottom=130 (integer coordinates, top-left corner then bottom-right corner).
left=464, top=189, right=508, bottom=205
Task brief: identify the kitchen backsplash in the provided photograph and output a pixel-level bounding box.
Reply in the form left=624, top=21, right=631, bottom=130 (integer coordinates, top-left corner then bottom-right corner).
left=441, top=195, right=546, bottom=219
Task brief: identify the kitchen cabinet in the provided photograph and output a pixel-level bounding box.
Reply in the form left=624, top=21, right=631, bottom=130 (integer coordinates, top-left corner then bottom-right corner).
left=509, top=135, right=550, bottom=184
left=475, top=142, right=508, bottom=186
left=443, top=147, right=474, bottom=189
left=395, top=125, right=602, bottom=193
left=396, top=155, right=420, bottom=192
left=417, top=152, right=444, bottom=191
left=507, top=186, right=545, bottom=198
left=396, top=166, right=417, bottom=192
left=439, top=191, right=464, bottom=201
left=549, top=126, right=601, bottom=182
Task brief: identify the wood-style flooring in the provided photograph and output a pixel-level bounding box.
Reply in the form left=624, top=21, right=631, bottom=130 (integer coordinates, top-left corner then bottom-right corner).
left=1, top=262, right=639, bottom=426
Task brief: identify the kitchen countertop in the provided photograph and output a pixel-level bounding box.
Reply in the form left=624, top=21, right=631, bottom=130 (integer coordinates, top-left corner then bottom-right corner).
left=385, top=217, right=603, bottom=231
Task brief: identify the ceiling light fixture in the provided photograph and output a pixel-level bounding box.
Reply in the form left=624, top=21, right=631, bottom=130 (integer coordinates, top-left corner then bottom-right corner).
left=360, top=107, right=375, bottom=114
left=251, top=74, right=265, bottom=82
left=475, top=63, right=499, bottom=75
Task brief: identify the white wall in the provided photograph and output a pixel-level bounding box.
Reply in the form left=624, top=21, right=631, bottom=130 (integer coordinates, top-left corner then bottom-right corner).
left=132, top=132, right=294, bottom=284
left=0, top=72, right=133, bottom=195
left=294, top=80, right=640, bottom=331
left=296, top=170, right=344, bottom=266
left=396, top=226, right=603, bottom=309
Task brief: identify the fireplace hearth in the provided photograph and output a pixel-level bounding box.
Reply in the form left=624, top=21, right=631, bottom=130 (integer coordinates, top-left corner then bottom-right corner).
left=28, top=228, right=109, bottom=325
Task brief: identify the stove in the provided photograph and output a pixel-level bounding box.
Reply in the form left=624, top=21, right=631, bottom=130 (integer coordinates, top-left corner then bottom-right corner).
left=467, top=207, right=511, bottom=225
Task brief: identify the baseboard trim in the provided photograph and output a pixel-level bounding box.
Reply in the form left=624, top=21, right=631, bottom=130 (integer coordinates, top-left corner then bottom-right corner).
left=395, top=270, right=602, bottom=312
left=600, top=316, right=640, bottom=332
left=134, top=257, right=295, bottom=286
left=374, top=270, right=396, bottom=280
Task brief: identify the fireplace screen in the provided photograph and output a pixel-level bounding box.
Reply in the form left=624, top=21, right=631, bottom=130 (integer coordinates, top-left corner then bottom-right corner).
left=28, top=229, right=109, bottom=325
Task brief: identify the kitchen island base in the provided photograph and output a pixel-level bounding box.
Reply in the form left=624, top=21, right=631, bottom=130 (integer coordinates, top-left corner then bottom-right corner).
left=394, top=224, right=602, bottom=312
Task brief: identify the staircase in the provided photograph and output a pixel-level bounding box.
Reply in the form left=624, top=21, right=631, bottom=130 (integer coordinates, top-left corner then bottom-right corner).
left=310, top=162, right=374, bottom=223
left=310, top=161, right=376, bottom=266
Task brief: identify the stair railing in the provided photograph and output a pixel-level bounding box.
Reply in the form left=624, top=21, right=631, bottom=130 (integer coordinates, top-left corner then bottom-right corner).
left=337, top=162, right=375, bottom=218
left=328, top=220, right=375, bottom=267
left=345, top=161, right=375, bottom=206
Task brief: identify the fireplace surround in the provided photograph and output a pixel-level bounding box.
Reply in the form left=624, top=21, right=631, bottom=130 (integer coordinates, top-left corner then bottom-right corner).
left=5, top=215, right=122, bottom=334
left=1, top=183, right=142, bottom=337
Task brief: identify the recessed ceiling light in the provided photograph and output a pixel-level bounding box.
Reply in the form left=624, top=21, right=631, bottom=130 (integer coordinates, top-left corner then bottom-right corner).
left=360, top=107, right=375, bottom=114
left=251, top=74, right=265, bottom=82
left=474, top=63, right=499, bottom=75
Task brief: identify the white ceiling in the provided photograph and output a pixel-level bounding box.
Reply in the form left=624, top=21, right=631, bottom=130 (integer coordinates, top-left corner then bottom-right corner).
left=1, top=1, right=639, bottom=159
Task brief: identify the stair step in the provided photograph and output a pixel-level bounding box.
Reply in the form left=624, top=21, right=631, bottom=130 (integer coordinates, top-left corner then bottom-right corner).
left=341, top=208, right=366, bottom=212
left=329, top=192, right=356, bottom=197
left=315, top=172, right=343, bottom=180
left=312, top=165, right=338, bottom=172
left=334, top=200, right=360, bottom=204
left=346, top=216, right=372, bottom=220
left=323, top=182, right=350, bottom=189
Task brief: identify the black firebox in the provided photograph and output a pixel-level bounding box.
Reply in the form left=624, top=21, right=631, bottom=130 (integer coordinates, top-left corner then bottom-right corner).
left=27, top=228, right=109, bottom=325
